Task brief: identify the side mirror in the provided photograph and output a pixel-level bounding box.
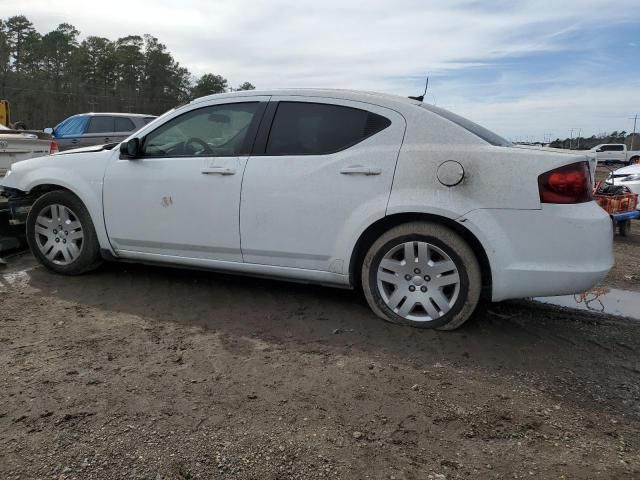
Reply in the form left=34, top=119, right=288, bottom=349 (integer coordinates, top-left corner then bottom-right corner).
left=43, top=127, right=53, bottom=135
left=120, top=138, right=141, bottom=159
left=596, top=148, right=603, bottom=152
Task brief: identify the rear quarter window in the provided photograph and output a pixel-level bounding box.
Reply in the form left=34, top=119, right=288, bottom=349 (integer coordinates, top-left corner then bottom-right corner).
left=115, top=117, right=135, bottom=132
left=419, top=104, right=511, bottom=147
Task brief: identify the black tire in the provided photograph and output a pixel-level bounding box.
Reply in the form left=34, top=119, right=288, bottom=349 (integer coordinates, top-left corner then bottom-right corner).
left=26, top=190, right=102, bottom=275
left=618, top=220, right=631, bottom=237
left=361, top=221, right=481, bottom=330
left=629, top=156, right=639, bottom=166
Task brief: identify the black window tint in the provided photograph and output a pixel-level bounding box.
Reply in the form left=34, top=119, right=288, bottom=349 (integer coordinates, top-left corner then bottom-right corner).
left=266, top=102, right=391, bottom=155
left=612, top=145, right=624, bottom=151
left=86, top=116, right=115, bottom=133
left=114, top=117, right=135, bottom=132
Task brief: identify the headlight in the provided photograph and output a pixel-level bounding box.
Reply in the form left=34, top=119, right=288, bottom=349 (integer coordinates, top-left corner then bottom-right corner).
left=622, top=173, right=640, bottom=182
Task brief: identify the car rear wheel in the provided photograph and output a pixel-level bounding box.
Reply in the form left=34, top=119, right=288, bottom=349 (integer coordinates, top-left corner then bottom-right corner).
left=361, top=222, right=481, bottom=330
left=26, top=191, right=102, bottom=275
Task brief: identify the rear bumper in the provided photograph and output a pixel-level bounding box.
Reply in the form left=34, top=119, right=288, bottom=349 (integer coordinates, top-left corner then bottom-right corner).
left=461, top=203, right=614, bottom=302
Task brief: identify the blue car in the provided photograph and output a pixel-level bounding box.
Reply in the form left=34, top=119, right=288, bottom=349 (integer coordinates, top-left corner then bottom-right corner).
left=45, top=113, right=156, bottom=151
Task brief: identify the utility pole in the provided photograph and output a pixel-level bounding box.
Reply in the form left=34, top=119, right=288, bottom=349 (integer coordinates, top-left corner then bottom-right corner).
left=631, top=114, right=638, bottom=150
left=569, top=128, right=574, bottom=149
left=576, top=128, right=582, bottom=149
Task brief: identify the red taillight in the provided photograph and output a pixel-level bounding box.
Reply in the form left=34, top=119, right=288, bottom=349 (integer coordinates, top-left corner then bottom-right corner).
left=538, top=161, right=593, bottom=204
left=49, top=141, right=59, bottom=154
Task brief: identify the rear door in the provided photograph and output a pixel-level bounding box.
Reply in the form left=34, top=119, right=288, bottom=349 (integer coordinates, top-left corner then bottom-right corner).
left=610, top=145, right=625, bottom=163
left=599, top=145, right=624, bottom=164
left=240, top=97, right=405, bottom=271
left=81, top=115, right=117, bottom=147
left=112, top=116, right=138, bottom=143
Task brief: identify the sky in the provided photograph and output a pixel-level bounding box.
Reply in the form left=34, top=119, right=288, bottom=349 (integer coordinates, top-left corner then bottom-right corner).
left=2, top=0, right=640, bottom=141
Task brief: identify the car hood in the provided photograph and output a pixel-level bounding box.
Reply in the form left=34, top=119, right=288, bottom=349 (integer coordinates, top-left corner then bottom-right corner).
left=613, top=164, right=640, bottom=175
left=0, top=147, right=114, bottom=192
left=53, top=143, right=119, bottom=155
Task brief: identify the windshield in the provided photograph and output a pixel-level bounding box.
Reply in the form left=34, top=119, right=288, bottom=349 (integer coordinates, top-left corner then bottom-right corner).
left=419, top=104, right=511, bottom=147
left=54, top=115, right=89, bottom=137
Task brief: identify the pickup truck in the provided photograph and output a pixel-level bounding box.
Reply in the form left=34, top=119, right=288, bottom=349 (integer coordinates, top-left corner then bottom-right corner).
left=590, top=143, right=640, bottom=166
left=0, top=125, right=56, bottom=177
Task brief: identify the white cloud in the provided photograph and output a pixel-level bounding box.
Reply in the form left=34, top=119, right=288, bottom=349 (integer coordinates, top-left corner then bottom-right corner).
left=444, top=83, right=640, bottom=140
left=2, top=0, right=640, bottom=137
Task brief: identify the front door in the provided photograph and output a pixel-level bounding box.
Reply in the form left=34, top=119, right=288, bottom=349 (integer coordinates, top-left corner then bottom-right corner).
left=103, top=98, right=268, bottom=262
left=240, top=98, right=405, bottom=271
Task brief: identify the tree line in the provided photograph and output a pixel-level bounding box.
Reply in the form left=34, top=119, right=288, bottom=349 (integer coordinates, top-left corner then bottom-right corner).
left=0, top=15, right=255, bottom=129
left=549, top=131, right=639, bottom=150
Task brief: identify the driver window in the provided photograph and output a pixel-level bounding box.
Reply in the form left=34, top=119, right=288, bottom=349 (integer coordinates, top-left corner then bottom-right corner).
left=142, top=102, right=259, bottom=157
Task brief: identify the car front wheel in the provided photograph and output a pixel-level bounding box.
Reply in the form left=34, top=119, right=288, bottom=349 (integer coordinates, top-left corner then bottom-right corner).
left=26, top=190, right=102, bottom=275
left=361, top=221, right=481, bottom=330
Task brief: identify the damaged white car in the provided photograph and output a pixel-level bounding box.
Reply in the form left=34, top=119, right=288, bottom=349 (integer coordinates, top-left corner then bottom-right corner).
left=0, top=89, right=614, bottom=330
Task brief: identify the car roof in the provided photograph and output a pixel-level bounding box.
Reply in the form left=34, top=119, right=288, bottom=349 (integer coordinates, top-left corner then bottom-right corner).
left=190, top=88, right=423, bottom=111
left=82, top=112, right=156, bottom=117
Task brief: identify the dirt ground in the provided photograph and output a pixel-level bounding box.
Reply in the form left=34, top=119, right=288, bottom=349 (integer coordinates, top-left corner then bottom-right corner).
left=1, top=164, right=639, bottom=480
left=1, top=231, right=639, bottom=480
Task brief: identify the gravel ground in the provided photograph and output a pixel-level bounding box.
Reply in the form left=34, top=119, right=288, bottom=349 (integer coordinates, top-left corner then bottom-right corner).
left=1, top=239, right=639, bottom=480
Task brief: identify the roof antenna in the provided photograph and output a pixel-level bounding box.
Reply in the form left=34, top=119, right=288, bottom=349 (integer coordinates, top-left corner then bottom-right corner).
left=409, top=76, right=428, bottom=102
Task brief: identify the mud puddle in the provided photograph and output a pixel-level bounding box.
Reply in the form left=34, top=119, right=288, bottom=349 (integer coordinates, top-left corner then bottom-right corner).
left=534, top=286, right=640, bottom=320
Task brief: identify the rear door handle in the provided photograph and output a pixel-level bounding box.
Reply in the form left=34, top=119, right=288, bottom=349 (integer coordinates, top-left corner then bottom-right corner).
left=201, top=167, right=236, bottom=175
left=340, top=165, right=382, bottom=175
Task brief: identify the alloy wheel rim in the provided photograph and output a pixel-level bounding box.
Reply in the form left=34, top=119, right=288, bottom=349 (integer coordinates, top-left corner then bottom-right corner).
left=376, top=241, right=461, bottom=322
left=34, top=204, right=84, bottom=266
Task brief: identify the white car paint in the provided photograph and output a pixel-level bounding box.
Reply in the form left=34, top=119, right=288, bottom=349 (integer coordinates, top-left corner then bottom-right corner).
left=606, top=163, right=640, bottom=207
left=0, top=89, right=614, bottom=302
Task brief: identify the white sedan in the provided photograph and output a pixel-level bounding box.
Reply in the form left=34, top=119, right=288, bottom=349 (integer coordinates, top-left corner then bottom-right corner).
left=0, top=89, right=613, bottom=330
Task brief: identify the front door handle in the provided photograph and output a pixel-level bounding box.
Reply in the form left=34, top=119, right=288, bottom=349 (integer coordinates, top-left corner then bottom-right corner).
left=201, top=166, right=236, bottom=175
left=340, top=165, right=382, bottom=175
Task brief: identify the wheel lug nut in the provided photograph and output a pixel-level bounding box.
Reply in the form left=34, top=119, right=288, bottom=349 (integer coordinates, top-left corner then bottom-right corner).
left=62, top=239, right=67, bottom=244
left=404, top=274, right=411, bottom=281
left=53, top=229, right=57, bottom=234
left=414, top=268, right=421, bottom=274
left=55, top=238, right=60, bottom=243
left=421, top=286, right=427, bottom=293
left=408, top=285, right=416, bottom=292
left=424, top=275, right=431, bottom=282
left=64, top=231, right=68, bottom=235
